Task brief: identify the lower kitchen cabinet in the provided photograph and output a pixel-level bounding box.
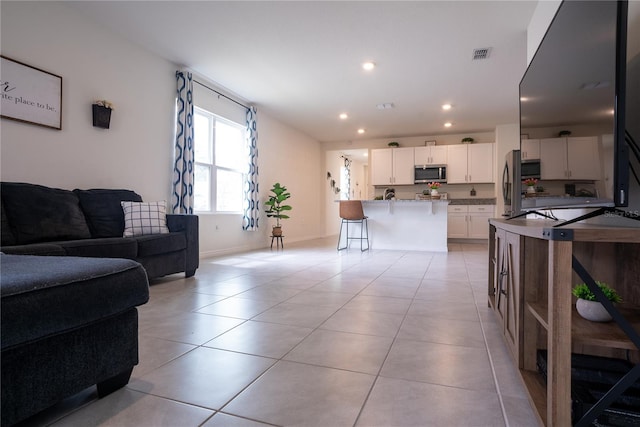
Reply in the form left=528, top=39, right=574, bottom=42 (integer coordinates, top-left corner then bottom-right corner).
left=447, top=205, right=494, bottom=239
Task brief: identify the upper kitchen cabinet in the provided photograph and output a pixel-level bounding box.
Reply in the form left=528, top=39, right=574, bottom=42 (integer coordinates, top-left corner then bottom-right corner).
left=540, top=137, right=601, bottom=180
left=371, top=147, right=415, bottom=186
left=520, top=139, right=540, bottom=160
left=415, top=146, right=447, bottom=166
left=447, top=143, right=494, bottom=184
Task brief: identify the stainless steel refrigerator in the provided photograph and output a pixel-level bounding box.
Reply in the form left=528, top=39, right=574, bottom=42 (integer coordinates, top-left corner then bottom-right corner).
left=502, top=150, right=521, bottom=217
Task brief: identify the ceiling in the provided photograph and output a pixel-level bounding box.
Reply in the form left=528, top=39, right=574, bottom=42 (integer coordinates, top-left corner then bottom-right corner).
left=67, top=1, right=539, bottom=142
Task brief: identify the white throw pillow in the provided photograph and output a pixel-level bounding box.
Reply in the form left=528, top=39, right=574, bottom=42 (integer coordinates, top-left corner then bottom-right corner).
left=121, top=201, right=170, bottom=237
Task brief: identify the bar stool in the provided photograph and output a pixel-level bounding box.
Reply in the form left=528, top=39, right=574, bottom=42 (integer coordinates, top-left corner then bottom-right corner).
left=337, top=200, right=369, bottom=251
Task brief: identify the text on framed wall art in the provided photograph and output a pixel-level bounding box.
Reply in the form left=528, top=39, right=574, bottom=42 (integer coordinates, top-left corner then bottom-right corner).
left=0, top=56, right=62, bottom=130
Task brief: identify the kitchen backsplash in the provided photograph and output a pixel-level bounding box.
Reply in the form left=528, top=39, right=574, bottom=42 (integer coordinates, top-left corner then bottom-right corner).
left=373, top=183, right=495, bottom=200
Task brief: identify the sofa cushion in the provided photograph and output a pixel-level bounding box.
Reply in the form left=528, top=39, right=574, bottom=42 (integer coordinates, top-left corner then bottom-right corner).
left=0, top=243, right=66, bottom=256
left=0, top=254, right=149, bottom=350
left=1, top=202, right=16, bottom=246
left=1, top=182, right=91, bottom=244
left=74, top=189, right=143, bottom=238
left=135, top=232, right=186, bottom=257
left=121, top=201, right=169, bottom=237
left=56, top=237, right=138, bottom=259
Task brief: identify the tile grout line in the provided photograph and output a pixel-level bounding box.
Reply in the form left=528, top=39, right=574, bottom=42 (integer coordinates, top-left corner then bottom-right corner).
left=351, top=251, right=434, bottom=427
left=466, top=258, right=510, bottom=427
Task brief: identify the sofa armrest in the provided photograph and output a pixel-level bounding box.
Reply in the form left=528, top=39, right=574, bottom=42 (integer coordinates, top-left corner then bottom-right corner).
left=166, top=214, right=199, bottom=277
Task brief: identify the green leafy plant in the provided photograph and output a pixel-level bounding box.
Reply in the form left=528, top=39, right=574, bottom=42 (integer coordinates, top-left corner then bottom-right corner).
left=572, top=281, right=621, bottom=303
left=264, top=182, right=292, bottom=227
left=388, top=141, right=400, bottom=147
left=461, top=137, right=474, bottom=143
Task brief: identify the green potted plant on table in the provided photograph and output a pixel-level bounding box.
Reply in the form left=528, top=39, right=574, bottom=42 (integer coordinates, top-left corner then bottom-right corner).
left=572, top=281, right=621, bottom=322
left=265, top=182, right=292, bottom=237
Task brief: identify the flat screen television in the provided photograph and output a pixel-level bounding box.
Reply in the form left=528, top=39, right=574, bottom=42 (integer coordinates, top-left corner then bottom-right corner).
left=519, top=0, right=638, bottom=220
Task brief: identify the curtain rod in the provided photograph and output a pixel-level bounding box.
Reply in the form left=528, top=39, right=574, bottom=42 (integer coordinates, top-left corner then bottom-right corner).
left=193, top=79, right=249, bottom=110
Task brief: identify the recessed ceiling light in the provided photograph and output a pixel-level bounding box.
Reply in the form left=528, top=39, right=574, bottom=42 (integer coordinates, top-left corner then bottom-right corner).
left=444, top=122, right=452, bottom=128
left=362, top=61, right=376, bottom=71
left=357, top=128, right=366, bottom=134
left=442, top=104, right=452, bottom=110
left=520, top=97, right=529, bottom=102
left=339, top=113, right=348, bottom=120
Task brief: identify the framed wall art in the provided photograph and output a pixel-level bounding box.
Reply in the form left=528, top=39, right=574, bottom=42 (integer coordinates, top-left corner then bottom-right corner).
left=1, top=56, right=62, bottom=130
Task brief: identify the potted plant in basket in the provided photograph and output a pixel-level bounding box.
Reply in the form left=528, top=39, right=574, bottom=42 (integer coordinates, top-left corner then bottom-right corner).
left=572, top=281, right=621, bottom=322
left=265, top=182, right=292, bottom=237
left=523, top=178, right=538, bottom=194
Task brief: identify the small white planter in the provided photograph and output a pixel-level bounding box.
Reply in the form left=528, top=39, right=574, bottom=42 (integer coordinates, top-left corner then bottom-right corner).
left=576, top=298, right=612, bottom=322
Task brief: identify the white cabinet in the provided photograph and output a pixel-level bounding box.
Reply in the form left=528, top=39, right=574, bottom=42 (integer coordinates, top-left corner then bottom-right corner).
left=447, top=205, right=469, bottom=238
left=468, top=205, right=494, bottom=239
left=447, top=143, right=494, bottom=184
left=446, top=146, right=468, bottom=184
left=448, top=205, right=494, bottom=239
left=521, top=139, right=540, bottom=160
left=415, top=146, right=447, bottom=166
left=371, top=147, right=414, bottom=186
left=540, top=137, right=601, bottom=180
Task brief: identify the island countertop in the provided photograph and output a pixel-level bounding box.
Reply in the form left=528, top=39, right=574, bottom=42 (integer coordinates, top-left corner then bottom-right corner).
left=357, top=199, right=449, bottom=251
left=363, top=199, right=450, bottom=203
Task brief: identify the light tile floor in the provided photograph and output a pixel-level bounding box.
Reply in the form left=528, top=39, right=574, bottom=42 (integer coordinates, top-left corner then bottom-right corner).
left=20, top=238, right=539, bottom=427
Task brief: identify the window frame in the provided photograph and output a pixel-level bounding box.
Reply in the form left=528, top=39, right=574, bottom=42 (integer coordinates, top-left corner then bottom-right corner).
left=193, top=106, right=247, bottom=214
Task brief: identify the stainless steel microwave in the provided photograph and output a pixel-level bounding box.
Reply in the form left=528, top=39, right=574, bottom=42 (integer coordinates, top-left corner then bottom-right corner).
left=521, top=160, right=541, bottom=179
left=414, top=165, right=447, bottom=184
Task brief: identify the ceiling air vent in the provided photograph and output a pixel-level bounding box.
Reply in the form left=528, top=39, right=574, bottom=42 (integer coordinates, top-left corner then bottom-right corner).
left=472, top=47, right=491, bottom=60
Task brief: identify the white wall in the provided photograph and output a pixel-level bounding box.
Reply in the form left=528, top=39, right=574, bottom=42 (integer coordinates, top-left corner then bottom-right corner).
left=1, top=1, right=325, bottom=256
left=1, top=1, right=175, bottom=202
left=526, top=0, right=562, bottom=65
left=258, top=117, right=324, bottom=246
left=324, top=152, right=344, bottom=238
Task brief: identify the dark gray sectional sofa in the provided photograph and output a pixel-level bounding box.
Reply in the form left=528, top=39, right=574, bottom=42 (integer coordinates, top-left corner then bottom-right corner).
left=1, top=254, right=150, bottom=426
left=0, top=182, right=199, bottom=279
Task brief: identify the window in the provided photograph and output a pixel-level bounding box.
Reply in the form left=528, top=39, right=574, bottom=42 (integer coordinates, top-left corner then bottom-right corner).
left=194, top=107, right=247, bottom=213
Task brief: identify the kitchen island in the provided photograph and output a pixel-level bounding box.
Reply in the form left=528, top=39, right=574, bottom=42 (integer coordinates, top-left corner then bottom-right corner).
left=360, top=199, right=450, bottom=251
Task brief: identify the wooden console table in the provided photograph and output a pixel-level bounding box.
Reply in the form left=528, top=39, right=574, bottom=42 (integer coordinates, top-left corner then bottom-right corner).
left=488, top=218, right=640, bottom=426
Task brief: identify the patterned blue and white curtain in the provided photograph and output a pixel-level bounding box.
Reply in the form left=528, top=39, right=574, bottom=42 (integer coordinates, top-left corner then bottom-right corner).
left=242, top=106, right=259, bottom=230
left=172, top=70, right=195, bottom=214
